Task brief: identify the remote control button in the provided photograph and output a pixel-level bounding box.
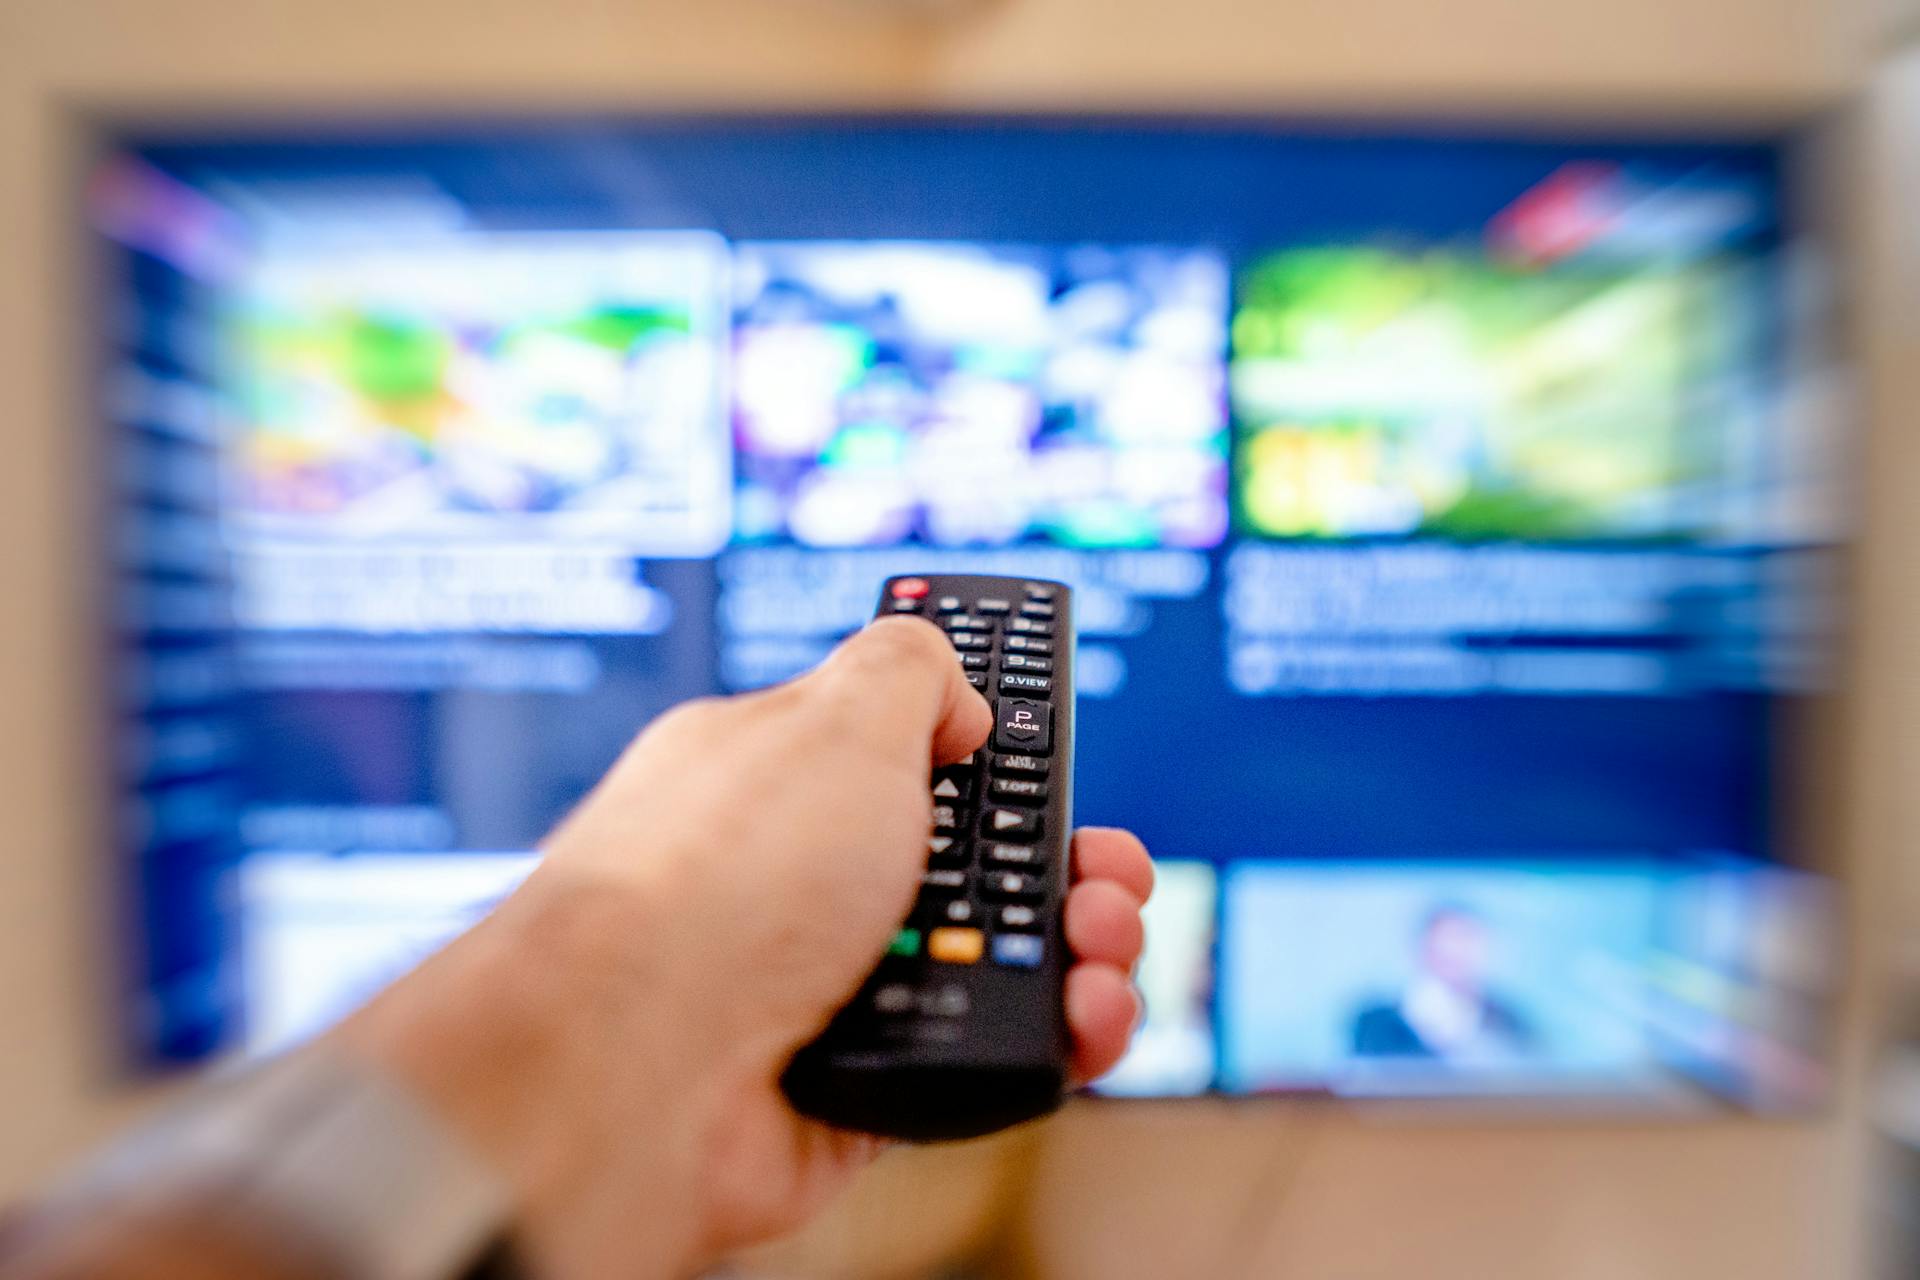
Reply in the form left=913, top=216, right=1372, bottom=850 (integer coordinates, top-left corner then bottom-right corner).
left=874, top=983, right=917, bottom=1013
left=1001, top=654, right=1053, bottom=674
left=928, top=927, right=984, bottom=964
left=888, top=928, right=922, bottom=957
left=922, top=985, right=970, bottom=1017
left=1020, top=601, right=1056, bottom=619
left=890, top=578, right=930, bottom=600
left=999, top=672, right=1052, bottom=695
left=949, top=632, right=990, bottom=651
left=923, top=869, right=967, bottom=891
left=1002, top=635, right=1052, bottom=654
left=960, top=652, right=990, bottom=670
left=888, top=598, right=922, bottom=614
left=935, top=596, right=965, bottom=613
left=994, top=698, right=1052, bottom=753
left=944, top=615, right=993, bottom=632
left=986, top=841, right=1041, bottom=867
left=991, top=776, right=1048, bottom=804
left=992, top=934, right=1045, bottom=968
left=984, top=807, right=1042, bottom=837
left=993, top=753, right=1048, bottom=776
left=926, top=834, right=967, bottom=866
left=932, top=803, right=963, bottom=830
left=985, top=872, right=1044, bottom=900
left=938, top=898, right=977, bottom=925
left=998, top=904, right=1040, bottom=930
left=976, top=598, right=1012, bottom=615
left=1024, top=582, right=1057, bottom=600
left=1007, top=617, right=1053, bottom=636
left=967, top=673, right=987, bottom=691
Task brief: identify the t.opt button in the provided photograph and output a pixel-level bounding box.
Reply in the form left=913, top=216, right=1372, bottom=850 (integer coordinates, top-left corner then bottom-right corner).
left=993, top=698, right=1052, bottom=754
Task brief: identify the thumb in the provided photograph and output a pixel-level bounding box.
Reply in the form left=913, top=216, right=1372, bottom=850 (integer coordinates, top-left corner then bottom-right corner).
left=805, top=616, right=993, bottom=766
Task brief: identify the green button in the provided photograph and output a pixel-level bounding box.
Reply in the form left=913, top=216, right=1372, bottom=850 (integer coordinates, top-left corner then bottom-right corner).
left=888, top=928, right=922, bottom=957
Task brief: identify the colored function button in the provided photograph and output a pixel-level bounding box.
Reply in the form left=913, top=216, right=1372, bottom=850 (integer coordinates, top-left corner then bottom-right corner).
left=975, top=598, right=1012, bottom=614
left=992, top=934, right=1045, bottom=968
left=991, top=777, right=1048, bottom=804
left=1002, top=635, right=1052, bottom=654
left=994, top=698, right=1053, bottom=753
left=1001, top=654, right=1053, bottom=674
left=888, top=928, right=922, bottom=957
left=890, top=577, right=930, bottom=600
left=985, top=807, right=1042, bottom=837
left=1008, top=617, right=1054, bottom=636
left=998, top=904, right=1040, bottom=930
left=993, top=753, right=1048, bottom=775
left=1000, top=672, right=1051, bottom=695
left=928, top=927, right=985, bottom=964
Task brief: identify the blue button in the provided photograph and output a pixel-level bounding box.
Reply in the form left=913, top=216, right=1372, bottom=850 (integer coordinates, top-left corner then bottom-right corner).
left=992, top=934, right=1044, bottom=968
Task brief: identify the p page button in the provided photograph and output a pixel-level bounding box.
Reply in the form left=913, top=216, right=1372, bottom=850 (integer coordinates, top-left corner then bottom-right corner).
left=994, top=698, right=1052, bottom=754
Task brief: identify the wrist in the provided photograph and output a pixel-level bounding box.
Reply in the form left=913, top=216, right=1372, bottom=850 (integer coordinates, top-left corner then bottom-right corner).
left=331, top=863, right=721, bottom=1278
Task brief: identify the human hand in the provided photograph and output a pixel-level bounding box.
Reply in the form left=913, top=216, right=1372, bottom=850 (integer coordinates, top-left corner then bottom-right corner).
left=333, top=617, right=1152, bottom=1279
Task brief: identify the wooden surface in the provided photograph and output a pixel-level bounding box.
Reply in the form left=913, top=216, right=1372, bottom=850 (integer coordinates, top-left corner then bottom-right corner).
left=0, top=3, right=1903, bottom=1276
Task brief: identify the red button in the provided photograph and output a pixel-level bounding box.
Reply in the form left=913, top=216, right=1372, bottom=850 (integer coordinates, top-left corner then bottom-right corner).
left=891, top=577, right=930, bottom=599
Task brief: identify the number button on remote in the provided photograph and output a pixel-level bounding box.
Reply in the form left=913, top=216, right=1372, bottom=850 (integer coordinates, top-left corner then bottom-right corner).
left=1002, top=635, right=1052, bottom=654
left=1001, top=654, right=1052, bottom=674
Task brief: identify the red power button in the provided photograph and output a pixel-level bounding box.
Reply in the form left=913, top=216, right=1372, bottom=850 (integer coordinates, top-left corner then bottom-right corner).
left=890, top=577, right=930, bottom=600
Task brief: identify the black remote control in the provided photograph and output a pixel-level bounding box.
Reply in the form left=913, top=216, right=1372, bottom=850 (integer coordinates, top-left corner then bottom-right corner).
left=781, top=574, right=1074, bottom=1142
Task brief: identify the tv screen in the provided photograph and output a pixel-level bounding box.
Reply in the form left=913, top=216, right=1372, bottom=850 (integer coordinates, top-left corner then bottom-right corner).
left=95, top=118, right=1833, bottom=1106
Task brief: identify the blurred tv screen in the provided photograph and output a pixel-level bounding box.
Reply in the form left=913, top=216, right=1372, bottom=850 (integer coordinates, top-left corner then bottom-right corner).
left=96, top=118, right=1835, bottom=1107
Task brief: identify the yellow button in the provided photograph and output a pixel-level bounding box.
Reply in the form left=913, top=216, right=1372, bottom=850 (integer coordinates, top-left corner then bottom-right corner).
left=927, top=927, right=985, bottom=964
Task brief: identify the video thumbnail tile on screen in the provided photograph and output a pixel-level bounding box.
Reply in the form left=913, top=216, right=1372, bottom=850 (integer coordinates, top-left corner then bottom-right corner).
left=1218, top=862, right=1670, bottom=1096
left=1229, top=246, right=1750, bottom=542
left=224, top=232, right=731, bottom=632
left=731, top=242, right=1229, bottom=550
